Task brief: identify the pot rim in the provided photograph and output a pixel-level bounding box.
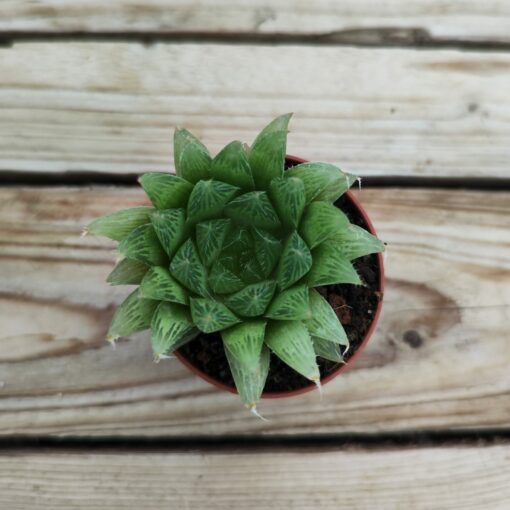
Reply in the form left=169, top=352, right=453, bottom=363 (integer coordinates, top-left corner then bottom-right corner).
left=175, top=154, right=385, bottom=398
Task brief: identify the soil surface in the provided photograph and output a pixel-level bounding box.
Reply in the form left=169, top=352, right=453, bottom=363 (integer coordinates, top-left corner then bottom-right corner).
left=178, top=189, right=383, bottom=394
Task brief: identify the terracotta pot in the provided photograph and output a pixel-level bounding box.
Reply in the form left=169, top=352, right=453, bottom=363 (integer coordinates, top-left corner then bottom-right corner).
left=175, top=155, right=385, bottom=398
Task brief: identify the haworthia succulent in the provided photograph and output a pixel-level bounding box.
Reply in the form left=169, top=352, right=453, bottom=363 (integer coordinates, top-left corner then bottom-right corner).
left=89, top=113, right=385, bottom=412
left=269, top=176, right=305, bottom=229
left=313, top=336, right=344, bottom=363
left=150, top=208, right=186, bottom=258
left=305, top=289, right=348, bottom=346
left=330, top=224, right=385, bottom=261
left=187, top=179, right=239, bottom=224
left=224, top=191, right=281, bottom=231
left=139, top=173, right=193, bottom=209
left=196, top=219, right=231, bottom=267
left=106, top=258, right=149, bottom=286
left=307, top=244, right=361, bottom=287
left=174, top=128, right=212, bottom=183
left=276, top=231, right=312, bottom=290
left=286, top=162, right=358, bottom=204
left=299, top=201, right=350, bottom=249
left=211, top=140, right=255, bottom=190
left=107, top=288, right=159, bottom=341
left=190, top=298, right=240, bottom=333
left=118, top=224, right=168, bottom=266
left=225, top=280, right=276, bottom=317
left=150, top=302, right=197, bottom=359
left=139, top=266, right=188, bottom=305
left=248, top=113, right=292, bottom=189
left=169, top=239, right=209, bottom=296
left=265, top=320, right=320, bottom=382
left=265, top=284, right=310, bottom=320
left=86, top=207, right=152, bottom=241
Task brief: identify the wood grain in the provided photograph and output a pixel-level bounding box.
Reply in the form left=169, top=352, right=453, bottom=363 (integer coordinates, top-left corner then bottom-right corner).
left=1, top=0, right=510, bottom=43
left=0, top=186, right=509, bottom=436
left=1, top=445, right=509, bottom=509
left=1, top=43, right=509, bottom=178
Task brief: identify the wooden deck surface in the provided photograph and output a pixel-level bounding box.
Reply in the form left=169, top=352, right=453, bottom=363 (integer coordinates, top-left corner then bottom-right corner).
left=0, top=3, right=509, bottom=509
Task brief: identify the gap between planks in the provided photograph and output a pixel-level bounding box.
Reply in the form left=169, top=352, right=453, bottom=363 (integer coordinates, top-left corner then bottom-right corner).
left=2, top=171, right=510, bottom=191
left=0, top=430, right=510, bottom=452
left=2, top=29, right=510, bottom=53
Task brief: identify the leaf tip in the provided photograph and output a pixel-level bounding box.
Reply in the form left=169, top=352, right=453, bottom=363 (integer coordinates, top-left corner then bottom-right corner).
left=154, top=353, right=174, bottom=363
left=106, top=335, right=118, bottom=349
left=312, top=377, right=323, bottom=401
left=249, top=404, right=268, bottom=421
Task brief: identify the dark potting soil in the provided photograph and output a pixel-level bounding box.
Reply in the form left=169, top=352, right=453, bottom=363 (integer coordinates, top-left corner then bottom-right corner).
left=177, top=191, right=383, bottom=394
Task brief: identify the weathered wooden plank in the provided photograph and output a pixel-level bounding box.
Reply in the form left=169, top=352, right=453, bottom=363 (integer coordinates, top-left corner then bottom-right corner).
left=0, top=445, right=509, bottom=509
left=0, top=43, right=509, bottom=178
left=0, top=186, right=509, bottom=436
left=1, top=1, right=510, bottom=42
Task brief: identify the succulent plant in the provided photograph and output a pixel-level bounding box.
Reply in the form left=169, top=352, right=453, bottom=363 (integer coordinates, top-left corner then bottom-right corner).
left=85, top=114, right=384, bottom=415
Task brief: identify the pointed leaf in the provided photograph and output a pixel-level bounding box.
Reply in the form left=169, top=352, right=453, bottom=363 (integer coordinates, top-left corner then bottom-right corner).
left=286, top=162, right=358, bottom=203
left=107, top=288, right=158, bottom=341
left=139, top=173, right=193, bottom=209
left=265, top=284, right=310, bottom=320
left=86, top=207, right=152, bottom=241
left=307, top=244, right=361, bottom=287
left=151, top=302, right=197, bottom=358
left=224, top=191, right=281, bottom=231
left=239, top=257, right=265, bottom=284
left=221, top=320, right=266, bottom=370
left=313, top=336, right=344, bottom=362
left=299, top=201, right=350, bottom=249
left=252, top=227, right=282, bottom=277
left=208, top=260, right=245, bottom=294
left=269, top=176, right=305, bottom=229
left=225, top=280, right=276, bottom=317
left=174, top=128, right=212, bottom=183
left=248, top=113, right=292, bottom=189
left=118, top=224, right=168, bottom=266
left=186, top=179, right=239, bottom=224
left=150, top=208, right=186, bottom=258
left=211, top=140, right=255, bottom=190
left=265, top=320, right=320, bottom=381
left=169, top=239, right=209, bottom=296
left=276, top=231, right=312, bottom=290
left=330, top=224, right=385, bottom=260
left=305, top=289, right=348, bottom=345
left=106, top=258, right=149, bottom=286
left=140, top=266, right=188, bottom=304
left=222, top=227, right=253, bottom=272
left=196, top=219, right=231, bottom=267
left=225, top=344, right=270, bottom=407
left=190, top=298, right=240, bottom=333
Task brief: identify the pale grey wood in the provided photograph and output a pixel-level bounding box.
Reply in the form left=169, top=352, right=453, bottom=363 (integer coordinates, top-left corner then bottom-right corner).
left=0, top=43, right=509, bottom=177
left=0, top=187, right=509, bottom=436
left=0, top=445, right=509, bottom=509
left=1, top=0, right=509, bottom=42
